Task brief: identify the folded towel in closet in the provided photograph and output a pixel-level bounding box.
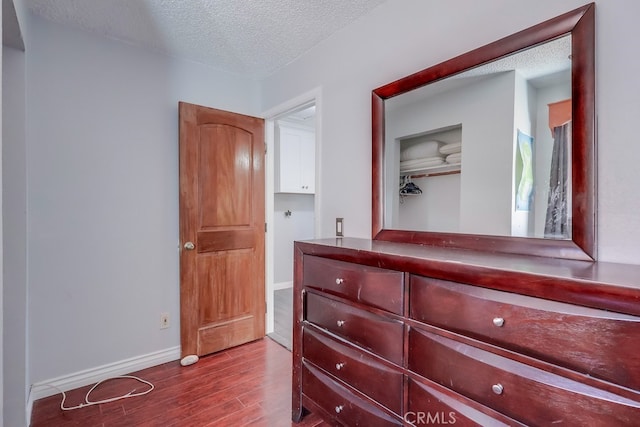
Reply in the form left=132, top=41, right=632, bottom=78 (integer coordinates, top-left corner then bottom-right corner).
left=400, top=156, right=445, bottom=172
left=439, top=141, right=462, bottom=155
left=445, top=152, right=462, bottom=164
left=400, top=140, right=443, bottom=161
left=400, top=156, right=445, bottom=168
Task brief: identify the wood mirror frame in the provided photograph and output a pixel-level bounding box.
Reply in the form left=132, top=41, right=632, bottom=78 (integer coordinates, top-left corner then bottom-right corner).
left=372, top=3, right=595, bottom=261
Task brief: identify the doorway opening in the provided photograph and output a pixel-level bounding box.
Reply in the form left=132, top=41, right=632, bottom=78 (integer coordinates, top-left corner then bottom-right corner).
left=264, top=90, right=321, bottom=350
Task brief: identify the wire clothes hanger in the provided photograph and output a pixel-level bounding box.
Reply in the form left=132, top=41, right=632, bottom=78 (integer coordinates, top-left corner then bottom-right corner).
left=399, top=175, right=422, bottom=203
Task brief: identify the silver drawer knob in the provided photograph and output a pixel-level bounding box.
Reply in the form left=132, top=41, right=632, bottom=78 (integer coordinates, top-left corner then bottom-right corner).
left=336, top=362, right=345, bottom=370
left=336, top=320, right=345, bottom=327
left=492, top=383, right=504, bottom=395
left=335, top=405, right=344, bottom=414
left=335, top=278, right=344, bottom=285
left=492, top=317, right=505, bottom=327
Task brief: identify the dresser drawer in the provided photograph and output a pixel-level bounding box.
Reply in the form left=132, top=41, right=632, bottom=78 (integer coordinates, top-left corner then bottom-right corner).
left=408, top=377, right=525, bottom=427
left=408, top=327, right=640, bottom=426
left=303, top=255, right=404, bottom=314
left=410, top=275, right=640, bottom=390
left=306, top=292, right=404, bottom=365
left=303, top=326, right=403, bottom=414
left=302, top=362, right=402, bottom=426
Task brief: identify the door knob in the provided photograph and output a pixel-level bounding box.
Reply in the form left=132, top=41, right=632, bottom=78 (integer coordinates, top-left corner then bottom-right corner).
left=184, top=242, right=195, bottom=250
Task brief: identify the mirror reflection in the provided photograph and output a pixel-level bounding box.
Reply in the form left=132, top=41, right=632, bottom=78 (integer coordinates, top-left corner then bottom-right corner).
left=384, top=35, right=572, bottom=240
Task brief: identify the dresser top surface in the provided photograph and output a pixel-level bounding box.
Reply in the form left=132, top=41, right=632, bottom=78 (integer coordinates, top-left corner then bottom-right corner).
left=295, top=238, right=640, bottom=315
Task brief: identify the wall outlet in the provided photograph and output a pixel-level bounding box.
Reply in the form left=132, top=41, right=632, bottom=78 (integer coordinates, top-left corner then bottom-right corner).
left=160, top=312, right=170, bottom=329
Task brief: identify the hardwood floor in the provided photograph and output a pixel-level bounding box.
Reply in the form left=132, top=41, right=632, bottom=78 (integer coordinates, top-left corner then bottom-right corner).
left=31, top=338, right=328, bottom=426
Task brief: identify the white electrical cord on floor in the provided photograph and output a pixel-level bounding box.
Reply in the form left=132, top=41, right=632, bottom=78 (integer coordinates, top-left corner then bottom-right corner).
left=32, top=375, right=154, bottom=411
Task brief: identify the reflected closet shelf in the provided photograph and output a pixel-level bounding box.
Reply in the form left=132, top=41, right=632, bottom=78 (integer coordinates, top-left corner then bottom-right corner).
left=400, top=162, right=461, bottom=178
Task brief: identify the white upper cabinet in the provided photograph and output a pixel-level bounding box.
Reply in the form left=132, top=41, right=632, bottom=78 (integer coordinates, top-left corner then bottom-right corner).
left=275, top=122, right=315, bottom=194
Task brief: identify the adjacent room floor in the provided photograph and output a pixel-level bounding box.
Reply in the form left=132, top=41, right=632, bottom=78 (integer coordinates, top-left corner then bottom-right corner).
left=269, top=287, right=293, bottom=350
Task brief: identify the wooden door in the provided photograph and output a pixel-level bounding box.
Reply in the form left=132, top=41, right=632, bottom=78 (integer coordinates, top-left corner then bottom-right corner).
left=179, top=101, right=265, bottom=360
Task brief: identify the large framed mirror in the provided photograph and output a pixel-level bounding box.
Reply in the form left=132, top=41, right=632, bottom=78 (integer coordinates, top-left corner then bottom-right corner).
left=372, top=3, right=595, bottom=261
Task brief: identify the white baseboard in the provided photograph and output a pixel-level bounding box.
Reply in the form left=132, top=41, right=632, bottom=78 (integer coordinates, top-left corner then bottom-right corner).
left=273, top=280, right=293, bottom=291
left=27, top=346, right=180, bottom=421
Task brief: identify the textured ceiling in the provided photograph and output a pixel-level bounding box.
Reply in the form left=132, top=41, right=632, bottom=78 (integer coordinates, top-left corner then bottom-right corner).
left=25, top=0, right=387, bottom=79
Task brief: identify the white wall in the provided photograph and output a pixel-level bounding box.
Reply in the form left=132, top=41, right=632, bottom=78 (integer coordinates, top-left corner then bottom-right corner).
left=261, top=0, right=640, bottom=264
left=2, top=45, right=26, bottom=427
left=3, top=0, right=28, bottom=422
left=26, top=14, right=260, bottom=384
left=597, top=0, right=640, bottom=263
left=273, top=193, right=314, bottom=285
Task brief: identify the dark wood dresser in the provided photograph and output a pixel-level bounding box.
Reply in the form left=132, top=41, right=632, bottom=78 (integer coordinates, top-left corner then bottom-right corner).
left=292, top=237, right=640, bottom=426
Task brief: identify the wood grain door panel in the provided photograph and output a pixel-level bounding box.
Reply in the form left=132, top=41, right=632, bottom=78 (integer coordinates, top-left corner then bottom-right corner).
left=179, top=102, right=265, bottom=358
left=198, top=124, right=253, bottom=227
left=197, top=230, right=255, bottom=252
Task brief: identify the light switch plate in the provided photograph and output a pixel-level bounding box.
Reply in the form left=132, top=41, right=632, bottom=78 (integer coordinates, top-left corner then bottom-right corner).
left=336, top=218, right=344, bottom=237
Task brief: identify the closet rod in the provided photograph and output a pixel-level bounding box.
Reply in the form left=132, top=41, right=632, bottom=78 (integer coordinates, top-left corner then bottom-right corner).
left=410, top=170, right=461, bottom=179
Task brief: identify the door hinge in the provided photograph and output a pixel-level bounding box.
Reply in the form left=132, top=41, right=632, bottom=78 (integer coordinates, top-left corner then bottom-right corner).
left=265, top=222, right=267, bottom=233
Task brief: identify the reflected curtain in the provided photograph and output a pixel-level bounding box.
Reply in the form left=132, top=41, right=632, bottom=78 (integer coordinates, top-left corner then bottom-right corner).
left=544, top=122, right=571, bottom=238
